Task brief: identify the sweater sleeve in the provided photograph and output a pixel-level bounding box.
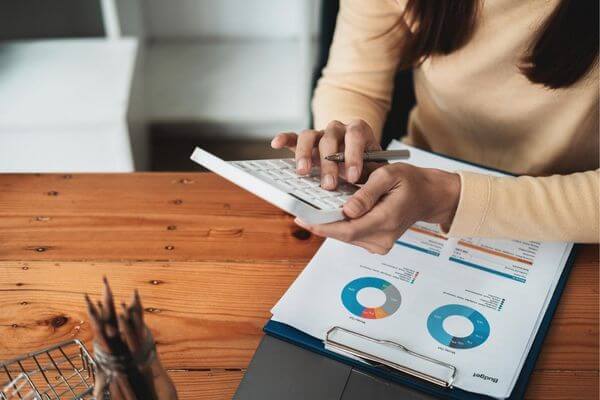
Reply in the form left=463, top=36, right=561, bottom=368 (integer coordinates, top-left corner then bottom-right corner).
left=446, top=170, right=600, bottom=242
left=312, top=0, right=407, bottom=140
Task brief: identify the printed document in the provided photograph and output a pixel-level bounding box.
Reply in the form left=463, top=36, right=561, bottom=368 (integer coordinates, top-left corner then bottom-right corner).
left=271, top=142, right=573, bottom=399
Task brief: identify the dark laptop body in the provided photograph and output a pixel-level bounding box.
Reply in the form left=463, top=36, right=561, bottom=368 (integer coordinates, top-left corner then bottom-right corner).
left=234, top=335, right=437, bottom=400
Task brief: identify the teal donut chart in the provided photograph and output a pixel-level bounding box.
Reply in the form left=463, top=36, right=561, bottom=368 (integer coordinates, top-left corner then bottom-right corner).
left=341, top=277, right=401, bottom=319
left=427, top=304, right=490, bottom=349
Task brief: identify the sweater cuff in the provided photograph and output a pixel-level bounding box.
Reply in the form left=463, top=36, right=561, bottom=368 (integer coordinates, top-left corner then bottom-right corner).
left=443, top=171, right=493, bottom=237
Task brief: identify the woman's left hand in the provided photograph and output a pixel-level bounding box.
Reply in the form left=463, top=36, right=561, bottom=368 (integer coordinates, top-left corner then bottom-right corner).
left=294, top=163, right=461, bottom=255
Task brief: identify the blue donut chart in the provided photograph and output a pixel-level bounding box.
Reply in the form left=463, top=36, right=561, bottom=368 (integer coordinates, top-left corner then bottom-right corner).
left=427, top=304, right=490, bottom=349
left=341, top=277, right=401, bottom=319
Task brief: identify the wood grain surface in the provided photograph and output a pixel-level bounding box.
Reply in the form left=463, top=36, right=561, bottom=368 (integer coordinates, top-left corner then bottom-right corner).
left=0, top=173, right=598, bottom=399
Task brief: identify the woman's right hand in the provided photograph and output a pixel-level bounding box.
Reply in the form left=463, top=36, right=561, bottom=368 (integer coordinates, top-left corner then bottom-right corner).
left=270, top=119, right=381, bottom=189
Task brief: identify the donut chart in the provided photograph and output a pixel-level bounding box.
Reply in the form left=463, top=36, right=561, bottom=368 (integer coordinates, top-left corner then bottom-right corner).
left=341, top=277, right=401, bottom=319
left=427, top=304, right=490, bottom=349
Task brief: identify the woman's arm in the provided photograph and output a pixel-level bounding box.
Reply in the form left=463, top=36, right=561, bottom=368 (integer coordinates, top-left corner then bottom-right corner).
left=312, top=0, right=407, bottom=141
left=448, top=170, right=600, bottom=242
left=295, top=166, right=599, bottom=254
left=283, top=0, right=599, bottom=249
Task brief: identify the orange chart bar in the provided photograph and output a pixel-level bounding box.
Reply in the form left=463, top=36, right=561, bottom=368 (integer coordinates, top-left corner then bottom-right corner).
left=408, top=226, right=448, bottom=240
left=457, top=240, right=533, bottom=266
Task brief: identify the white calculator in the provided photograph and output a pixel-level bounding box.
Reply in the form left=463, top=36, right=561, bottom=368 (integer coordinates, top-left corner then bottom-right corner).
left=190, top=147, right=359, bottom=224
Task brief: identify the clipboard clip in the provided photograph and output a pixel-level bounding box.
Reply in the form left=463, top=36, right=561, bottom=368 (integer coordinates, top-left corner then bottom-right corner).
left=325, top=326, right=457, bottom=388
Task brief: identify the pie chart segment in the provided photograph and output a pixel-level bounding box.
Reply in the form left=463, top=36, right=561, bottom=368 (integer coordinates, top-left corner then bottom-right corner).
left=427, top=304, right=490, bottom=349
left=341, top=277, right=401, bottom=319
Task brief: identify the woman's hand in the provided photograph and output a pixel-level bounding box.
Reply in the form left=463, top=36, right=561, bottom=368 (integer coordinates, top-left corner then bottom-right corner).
left=271, top=119, right=381, bottom=188
left=271, top=119, right=461, bottom=255
left=295, top=162, right=461, bottom=255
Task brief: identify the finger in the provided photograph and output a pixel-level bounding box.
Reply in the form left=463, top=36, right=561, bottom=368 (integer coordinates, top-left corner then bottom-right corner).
left=356, top=161, right=387, bottom=183
left=343, top=120, right=378, bottom=183
left=350, top=226, right=399, bottom=254
left=350, top=240, right=390, bottom=255
left=295, top=129, right=323, bottom=174
left=308, top=218, right=396, bottom=254
left=343, top=167, right=397, bottom=218
left=295, top=211, right=383, bottom=243
left=319, top=121, right=346, bottom=189
left=271, top=132, right=298, bottom=150
left=296, top=215, right=390, bottom=254
left=295, top=216, right=396, bottom=256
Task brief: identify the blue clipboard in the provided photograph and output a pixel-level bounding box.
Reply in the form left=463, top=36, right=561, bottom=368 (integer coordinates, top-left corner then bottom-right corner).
left=263, top=147, right=579, bottom=399
left=264, top=242, right=577, bottom=399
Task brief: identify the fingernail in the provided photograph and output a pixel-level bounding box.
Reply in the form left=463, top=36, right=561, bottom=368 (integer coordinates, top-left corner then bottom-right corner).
left=347, top=166, right=359, bottom=182
left=322, top=174, right=335, bottom=189
left=272, top=134, right=284, bottom=148
left=297, top=158, right=309, bottom=173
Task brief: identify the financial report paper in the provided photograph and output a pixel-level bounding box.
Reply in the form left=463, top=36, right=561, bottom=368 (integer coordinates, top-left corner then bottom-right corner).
left=271, top=142, right=573, bottom=399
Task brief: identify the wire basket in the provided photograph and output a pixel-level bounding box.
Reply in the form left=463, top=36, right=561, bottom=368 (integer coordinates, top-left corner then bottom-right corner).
left=0, top=340, right=101, bottom=400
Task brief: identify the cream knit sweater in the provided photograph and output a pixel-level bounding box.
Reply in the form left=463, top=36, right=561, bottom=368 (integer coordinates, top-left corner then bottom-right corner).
left=312, top=0, right=599, bottom=242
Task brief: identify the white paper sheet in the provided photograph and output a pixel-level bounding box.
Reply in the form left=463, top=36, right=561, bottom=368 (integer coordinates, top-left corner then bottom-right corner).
left=271, top=142, right=573, bottom=399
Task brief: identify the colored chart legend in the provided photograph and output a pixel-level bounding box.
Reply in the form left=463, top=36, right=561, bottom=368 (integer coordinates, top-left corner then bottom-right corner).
left=450, top=238, right=540, bottom=283
left=341, top=277, right=401, bottom=319
left=396, top=222, right=447, bottom=256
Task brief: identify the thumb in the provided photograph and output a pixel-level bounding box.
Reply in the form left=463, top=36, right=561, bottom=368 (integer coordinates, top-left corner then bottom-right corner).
left=343, top=168, right=396, bottom=218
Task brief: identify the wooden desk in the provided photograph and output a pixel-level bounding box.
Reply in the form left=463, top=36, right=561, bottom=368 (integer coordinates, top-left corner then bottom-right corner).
left=0, top=173, right=597, bottom=399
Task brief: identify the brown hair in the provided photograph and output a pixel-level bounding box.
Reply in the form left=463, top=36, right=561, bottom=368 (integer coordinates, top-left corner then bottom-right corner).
left=401, top=0, right=598, bottom=89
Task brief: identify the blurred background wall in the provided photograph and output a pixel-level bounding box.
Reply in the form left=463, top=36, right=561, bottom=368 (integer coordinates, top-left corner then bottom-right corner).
left=0, top=0, right=322, bottom=172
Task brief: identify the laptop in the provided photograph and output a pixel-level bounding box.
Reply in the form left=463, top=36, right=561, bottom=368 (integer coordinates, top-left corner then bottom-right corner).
left=234, top=335, right=438, bottom=400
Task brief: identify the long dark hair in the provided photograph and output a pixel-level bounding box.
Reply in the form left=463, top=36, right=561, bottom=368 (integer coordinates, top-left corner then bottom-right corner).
left=401, top=0, right=598, bottom=89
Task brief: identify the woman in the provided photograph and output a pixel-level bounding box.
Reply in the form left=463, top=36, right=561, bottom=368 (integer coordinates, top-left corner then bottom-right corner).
left=272, top=0, right=599, bottom=254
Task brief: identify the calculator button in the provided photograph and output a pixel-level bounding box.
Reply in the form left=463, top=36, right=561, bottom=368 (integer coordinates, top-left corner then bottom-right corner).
left=254, top=160, right=268, bottom=167
left=281, top=169, right=299, bottom=179
left=295, top=179, right=311, bottom=188
left=304, top=188, right=323, bottom=197
left=266, top=170, right=284, bottom=180
left=337, top=195, right=353, bottom=203
left=255, top=171, right=275, bottom=182
left=315, top=187, right=337, bottom=197
left=300, top=177, right=320, bottom=187
left=338, top=184, right=358, bottom=194
left=296, top=189, right=315, bottom=199
left=246, top=161, right=264, bottom=170
left=281, top=159, right=296, bottom=168
left=287, top=179, right=306, bottom=189
left=264, top=160, right=282, bottom=169
left=272, top=180, right=294, bottom=191
left=322, top=198, right=341, bottom=208
left=307, top=167, right=319, bottom=176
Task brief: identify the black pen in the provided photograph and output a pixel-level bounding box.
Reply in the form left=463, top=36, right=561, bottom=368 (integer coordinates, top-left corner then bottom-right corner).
left=324, top=149, right=410, bottom=163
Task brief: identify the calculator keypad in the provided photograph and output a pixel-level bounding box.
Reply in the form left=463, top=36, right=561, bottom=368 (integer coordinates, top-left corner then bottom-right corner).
left=232, top=159, right=358, bottom=211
